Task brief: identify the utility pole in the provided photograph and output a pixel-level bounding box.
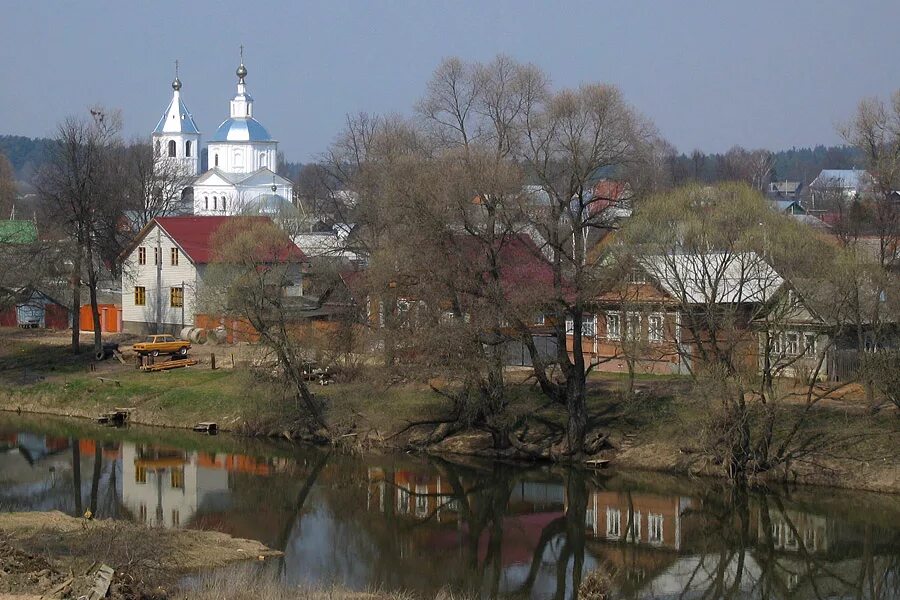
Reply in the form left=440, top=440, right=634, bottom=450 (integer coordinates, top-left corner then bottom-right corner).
left=181, top=279, right=184, bottom=332
left=156, top=229, right=162, bottom=333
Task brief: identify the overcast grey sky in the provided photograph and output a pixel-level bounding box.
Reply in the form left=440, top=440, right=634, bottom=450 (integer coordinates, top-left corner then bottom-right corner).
left=4, top=1, right=900, bottom=162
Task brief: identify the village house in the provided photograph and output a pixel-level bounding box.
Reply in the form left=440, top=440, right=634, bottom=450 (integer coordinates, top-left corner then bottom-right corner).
left=120, top=215, right=306, bottom=335
left=567, top=252, right=783, bottom=376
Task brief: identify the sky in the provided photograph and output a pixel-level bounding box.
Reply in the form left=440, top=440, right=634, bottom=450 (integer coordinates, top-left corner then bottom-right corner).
left=4, top=1, right=900, bottom=163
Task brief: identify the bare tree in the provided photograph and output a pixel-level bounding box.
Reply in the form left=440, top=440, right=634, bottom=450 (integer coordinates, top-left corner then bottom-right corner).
left=840, top=91, right=900, bottom=267
left=120, top=140, right=195, bottom=231
left=202, top=217, right=328, bottom=433
left=36, top=108, right=126, bottom=354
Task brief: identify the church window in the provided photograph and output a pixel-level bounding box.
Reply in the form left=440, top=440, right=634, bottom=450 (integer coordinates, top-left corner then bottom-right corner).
left=213, top=196, right=217, bottom=210
left=221, top=197, right=227, bottom=211
left=260, top=153, right=267, bottom=167
left=154, top=140, right=160, bottom=157
left=167, top=140, right=176, bottom=157
left=214, top=154, right=219, bottom=167
left=234, top=151, right=243, bottom=168
left=185, top=141, right=192, bottom=157
left=204, top=196, right=208, bottom=210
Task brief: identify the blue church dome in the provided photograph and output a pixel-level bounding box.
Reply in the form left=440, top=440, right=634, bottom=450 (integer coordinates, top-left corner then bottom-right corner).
left=210, top=117, right=272, bottom=142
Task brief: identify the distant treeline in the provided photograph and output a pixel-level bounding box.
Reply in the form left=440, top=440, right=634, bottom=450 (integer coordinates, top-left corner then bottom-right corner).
left=0, top=135, right=55, bottom=184
left=669, top=145, right=861, bottom=186
left=0, top=133, right=862, bottom=189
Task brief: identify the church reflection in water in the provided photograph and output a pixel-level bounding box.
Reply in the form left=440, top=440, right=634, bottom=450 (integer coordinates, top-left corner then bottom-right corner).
left=1, top=424, right=898, bottom=600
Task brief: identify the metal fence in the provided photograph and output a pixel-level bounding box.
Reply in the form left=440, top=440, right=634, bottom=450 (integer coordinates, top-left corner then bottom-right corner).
left=829, top=349, right=860, bottom=382
left=502, top=335, right=558, bottom=367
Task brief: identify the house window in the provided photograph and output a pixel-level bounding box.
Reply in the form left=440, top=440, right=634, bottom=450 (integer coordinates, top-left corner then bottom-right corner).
left=139, top=504, right=148, bottom=523
left=170, top=287, right=184, bottom=308
left=172, top=509, right=180, bottom=527
left=534, top=313, right=545, bottom=326
left=415, top=485, right=428, bottom=517
left=167, top=140, right=176, bottom=157
left=627, top=511, right=642, bottom=542
left=606, top=313, right=621, bottom=340
left=138, top=247, right=146, bottom=265
left=648, top=313, right=664, bottom=343
left=397, top=486, right=410, bottom=514
left=606, top=507, right=621, bottom=539
left=803, top=333, right=817, bottom=357
left=154, top=247, right=160, bottom=265
left=648, top=513, right=664, bottom=544
left=626, top=312, right=642, bottom=341
left=170, top=468, right=184, bottom=489
left=628, top=270, right=647, bottom=284
left=565, top=318, right=574, bottom=334
left=785, top=332, right=799, bottom=355
left=185, top=140, right=192, bottom=157
left=583, top=314, right=596, bottom=337
left=170, top=247, right=179, bottom=266
left=134, top=286, right=146, bottom=306
left=135, top=465, right=147, bottom=484
left=772, top=333, right=784, bottom=355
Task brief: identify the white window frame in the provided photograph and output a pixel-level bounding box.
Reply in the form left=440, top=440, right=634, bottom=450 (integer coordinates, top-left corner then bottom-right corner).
left=648, top=313, right=664, bottom=343
left=628, top=270, right=647, bottom=284
left=627, top=510, right=642, bottom=542
left=565, top=317, right=574, bottom=335
left=803, top=333, right=817, bottom=357
left=785, top=332, right=800, bottom=356
left=582, top=314, right=596, bottom=337
left=606, top=507, right=621, bottom=539
left=534, top=312, right=545, bottom=326
left=625, top=312, right=642, bottom=341
left=648, top=513, right=664, bottom=545
left=606, top=312, right=621, bottom=340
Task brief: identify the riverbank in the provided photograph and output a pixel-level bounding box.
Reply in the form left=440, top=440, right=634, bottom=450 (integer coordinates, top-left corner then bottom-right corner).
left=0, top=511, right=280, bottom=599
left=0, top=329, right=897, bottom=494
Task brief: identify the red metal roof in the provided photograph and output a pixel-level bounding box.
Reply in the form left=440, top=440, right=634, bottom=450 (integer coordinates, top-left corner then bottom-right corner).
left=154, top=216, right=305, bottom=264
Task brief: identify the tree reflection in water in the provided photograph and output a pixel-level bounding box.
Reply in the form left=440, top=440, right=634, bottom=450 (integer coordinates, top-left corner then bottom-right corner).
left=0, top=417, right=898, bottom=600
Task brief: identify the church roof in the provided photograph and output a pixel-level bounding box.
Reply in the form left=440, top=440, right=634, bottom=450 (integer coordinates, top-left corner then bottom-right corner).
left=153, top=94, right=200, bottom=135
left=210, top=117, right=273, bottom=142
left=193, top=167, right=291, bottom=188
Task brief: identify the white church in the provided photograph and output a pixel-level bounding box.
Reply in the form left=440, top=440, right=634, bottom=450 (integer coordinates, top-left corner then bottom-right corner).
left=151, top=55, right=293, bottom=216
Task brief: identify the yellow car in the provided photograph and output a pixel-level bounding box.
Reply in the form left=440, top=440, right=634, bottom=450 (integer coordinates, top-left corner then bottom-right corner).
left=132, top=334, right=191, bottom=357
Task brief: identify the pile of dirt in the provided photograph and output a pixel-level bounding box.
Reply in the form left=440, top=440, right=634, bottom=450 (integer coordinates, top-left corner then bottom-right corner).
left=0, top=512, right=281, bottom=599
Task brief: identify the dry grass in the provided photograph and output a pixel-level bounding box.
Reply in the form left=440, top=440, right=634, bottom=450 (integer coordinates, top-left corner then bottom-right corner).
left=180, top=564, right=473, bottom=600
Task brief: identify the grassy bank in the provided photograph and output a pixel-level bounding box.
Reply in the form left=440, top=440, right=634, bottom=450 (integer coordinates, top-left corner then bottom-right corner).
left=0, top=328, right=897, bottom=494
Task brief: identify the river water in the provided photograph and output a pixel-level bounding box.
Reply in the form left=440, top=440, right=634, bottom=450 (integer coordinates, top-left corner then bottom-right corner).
left=0, top=413, right=897, bottom=599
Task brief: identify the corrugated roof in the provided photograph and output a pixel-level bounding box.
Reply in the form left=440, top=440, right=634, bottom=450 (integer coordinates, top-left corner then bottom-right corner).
left=153, top=216, right=305, bottom=264
left=0, top=220, right=37, bottom=244
left=639, top=252, right=782, bottom=305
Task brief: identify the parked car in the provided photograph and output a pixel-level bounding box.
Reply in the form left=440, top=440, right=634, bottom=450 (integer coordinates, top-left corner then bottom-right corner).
left=132, top=335, right=191, bottom=357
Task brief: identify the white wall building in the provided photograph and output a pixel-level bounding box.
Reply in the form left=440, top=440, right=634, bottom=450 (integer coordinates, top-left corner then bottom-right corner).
left=121, top=215, right=306, bottom=334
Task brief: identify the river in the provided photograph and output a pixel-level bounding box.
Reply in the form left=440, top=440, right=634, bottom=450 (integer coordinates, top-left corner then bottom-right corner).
left=0, top=413, right=897, bottom=599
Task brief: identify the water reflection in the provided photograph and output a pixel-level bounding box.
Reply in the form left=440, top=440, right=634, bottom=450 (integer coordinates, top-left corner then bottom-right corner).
left=0, top=417, right=897, bottom=599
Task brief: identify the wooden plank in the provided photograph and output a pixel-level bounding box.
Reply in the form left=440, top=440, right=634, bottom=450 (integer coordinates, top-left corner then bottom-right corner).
left=88, top=564, right=115, bottom=600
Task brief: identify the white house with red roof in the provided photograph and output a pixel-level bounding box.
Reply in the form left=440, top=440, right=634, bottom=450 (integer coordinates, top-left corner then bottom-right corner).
left=121, top=216, right=305, bottom=334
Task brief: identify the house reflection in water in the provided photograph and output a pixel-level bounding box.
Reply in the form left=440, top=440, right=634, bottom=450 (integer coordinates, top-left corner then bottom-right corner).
left=585, top=490, right=694, bottom=551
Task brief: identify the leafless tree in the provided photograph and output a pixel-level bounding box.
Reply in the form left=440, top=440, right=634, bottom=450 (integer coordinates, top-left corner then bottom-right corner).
left=120, top=140, right=195, bottom=231
left=840, top=90, right=900, bottom=267
left=36, top=107, right=127, bottom=354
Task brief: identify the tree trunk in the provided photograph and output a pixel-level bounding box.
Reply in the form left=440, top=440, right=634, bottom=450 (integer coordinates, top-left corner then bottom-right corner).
left=87, top=253, right=103, bottom=355
left=70, top=246, right=82, bottom=354
left=565, top=370, right=588, bottom=459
